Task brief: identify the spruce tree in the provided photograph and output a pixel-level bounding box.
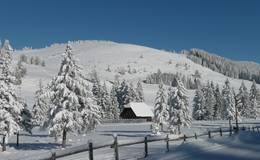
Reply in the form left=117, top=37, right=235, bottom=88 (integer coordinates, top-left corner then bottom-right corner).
left=193, top=88, right=206, bottom=120
left=32, top=80, right=49, bottom=126
left=222, top=79, right=236, bottom=121
left=237, top=81, right=250, bottom=118
left=136, top=80, right=145, bottom=102
left=0, top=40, right=30, bottom=136
left=153, top=83, right=168, bottom=134
left=168, top=78, right=191, bottom=134
left=213, top=84, right=222, bottom=120
left=110, top=84, right=120, bottom=119
left=249, top=80, right=258, bottom=119
left=204, top=82, right=216, bottom=120
left=44, top=44, right=100, bottom=147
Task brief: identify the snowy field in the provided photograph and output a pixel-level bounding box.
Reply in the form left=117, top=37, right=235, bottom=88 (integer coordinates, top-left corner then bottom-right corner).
left=1, top=120, right=260, bottom=160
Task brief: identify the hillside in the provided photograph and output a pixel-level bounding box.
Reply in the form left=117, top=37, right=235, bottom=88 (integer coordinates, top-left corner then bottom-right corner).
left=184, top=49, right=260, bottom=83
left=12, top=40, right=259, bottom=107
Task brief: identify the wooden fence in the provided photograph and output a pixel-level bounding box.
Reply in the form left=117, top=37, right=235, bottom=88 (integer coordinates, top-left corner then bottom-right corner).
left=2, top=125, right=260, bottom=160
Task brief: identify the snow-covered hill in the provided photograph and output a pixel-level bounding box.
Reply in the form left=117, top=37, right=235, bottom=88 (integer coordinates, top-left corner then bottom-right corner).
left=12, top=40, right=259, bottom=107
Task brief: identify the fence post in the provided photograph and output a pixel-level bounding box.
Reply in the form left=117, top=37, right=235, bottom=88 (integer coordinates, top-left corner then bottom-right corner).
left=229, top=127, right=232, bottom=136
left=257, top=127, right=259, bottom=133
left=183, top=134, right=186, bottom=142
left=2, top=135, right=6, bottom=152
left=113, top=134, right=119, bottom=160
left=51, top=151, right=56, bottom=160
left=166, top=134, right=169, bottom=152
left=144, top=136, right=148, bottom=157
left=253, top=127, right=255, bottom=132
left=16, top=131, right=19, bottom=147
left=248, top=127, right=251, bottom=131
left=208, top=131, right=211, bottom=139
left=89, top=141, right=93, bottom=160
left=195, top=133, right=197, bottom=140
left=220, top=128, right=222, bottom=137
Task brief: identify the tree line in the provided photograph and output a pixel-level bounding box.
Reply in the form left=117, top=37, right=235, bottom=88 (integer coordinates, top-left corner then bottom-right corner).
left=184, top=48, right=260, bottom=84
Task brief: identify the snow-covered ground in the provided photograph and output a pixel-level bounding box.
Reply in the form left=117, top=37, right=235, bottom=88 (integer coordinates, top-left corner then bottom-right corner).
left=1, top=120, right=260, bottom=160
left=12, top=40, right=260, bottom=107
left=0, top=40, right=258, bottom=160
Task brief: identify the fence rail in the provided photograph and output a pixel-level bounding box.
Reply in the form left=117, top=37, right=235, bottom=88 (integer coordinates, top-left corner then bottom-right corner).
left=3, top=124, right=260, bottom=160
left=40, top=125, right=260, bottom=160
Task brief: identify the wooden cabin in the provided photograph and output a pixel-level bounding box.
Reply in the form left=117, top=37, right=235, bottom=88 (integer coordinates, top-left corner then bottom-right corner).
left=120, top=102, right=154, bottom=121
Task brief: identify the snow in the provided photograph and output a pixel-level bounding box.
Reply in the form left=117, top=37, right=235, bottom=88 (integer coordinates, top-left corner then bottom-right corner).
left=1, top=40, right=259, bottom=159
left=148, top=131, right=260, bottom=160
left=12, top=40, right=260, bottom=107
left=125, top=102, right=153, bottom=117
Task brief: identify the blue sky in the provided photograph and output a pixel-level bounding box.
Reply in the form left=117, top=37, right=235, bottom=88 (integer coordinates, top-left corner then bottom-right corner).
left=0, top=0, right=260, bottom=62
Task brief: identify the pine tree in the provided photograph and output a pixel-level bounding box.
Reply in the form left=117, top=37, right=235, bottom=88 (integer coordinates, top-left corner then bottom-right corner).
left=0, top=40, right=30, bottom=136
left=153, top=83, right=168, bottom=134
left=249, top=80, right=258, bottom=119
left=14, top=60, right=27, bottom=85
left=129, top=82, right=137, bottom=102
left=168, top=78, right=191, bottom=134
left=117, top=80, right=130, bottom=110
left=110, top=84, right=120, bottom=119
left=32, top=80, right=49, bottom=126
left=43, top=44, right=100, bottom=147
left=192, top=88, right=206, bottom=120
left=136, top=80, right=145, bottom=102
left=222, top=79, right=236, bottom=121
left=204, top=82, right=216, bottom=120
left=213, top=84, right=222, bottom=120
left=237, top=81, right=250, bottom=118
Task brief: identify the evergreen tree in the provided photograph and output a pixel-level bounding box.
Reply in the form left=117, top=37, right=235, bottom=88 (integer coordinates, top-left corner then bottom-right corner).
left=204, top=82, right=216, bottom=120
left=213, top=84, right=223, bottom=120
left=129, top=82, right=137, bottom=102
left=192, top=88, right=206, bottom=120
left=136, top=80, right=144, bottom=102
left=32, top=80, right=49, bottom=126
left=249, top=80, right=258, bottom=119
left=237, top=81, right=250, bottom=118
left=117, top=80, right=130, bottom=110
left=153, top=83, right=168, bottom=134
left=110, top=84, right=120, bottom=119
left=0, top=40, right=30, bottom=136
left=167, top=78, right=191, bottom=134
left=43, top=44, right=100, bottom=147
left=222, top=79, right=236, bottom=121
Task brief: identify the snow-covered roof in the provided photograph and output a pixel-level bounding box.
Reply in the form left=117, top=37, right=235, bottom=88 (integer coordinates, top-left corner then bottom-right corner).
left=125, top=102, right=154, bottom=117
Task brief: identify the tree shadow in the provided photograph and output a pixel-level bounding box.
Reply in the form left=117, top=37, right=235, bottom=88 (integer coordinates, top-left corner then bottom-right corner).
left=8, top=142, right=63, bottom=151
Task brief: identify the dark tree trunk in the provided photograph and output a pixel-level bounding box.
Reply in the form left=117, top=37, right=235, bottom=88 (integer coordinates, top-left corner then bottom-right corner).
left=62, top=129, right=67, bottom=148
left=178, top=125, right=181, bottom=135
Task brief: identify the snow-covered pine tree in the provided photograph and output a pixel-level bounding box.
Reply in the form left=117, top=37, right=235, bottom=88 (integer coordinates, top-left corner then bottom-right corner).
left=236, top=81, right=250, bottom=118
left=249, top=80, right=258, bottom=119
left=129, top=82, right=137, bottom=102
left=14, top=60, right=27, bottom=85
left=204, top=82, right=216, bottom=120
left=192, top=87, right=206, bottom=120
left=117, top=80, right=130, bottom=110
left=43, top=44, right=100, bottom=147
left=136, top=80, right=145, bottom=102
left=110, top=83, right=120, bottom=119
left=99, top=83, right=113, bottom=119
left=167, top=78, right=191, bottom=134
left=0, top=40, right=30, bottom=136
left=32, top=80, right=49, bottom=126
left=222, top=79, right=236, bottom=122
left=153, top=83, right=168, bottom=134
left=213, top=84, right=223, bottom=120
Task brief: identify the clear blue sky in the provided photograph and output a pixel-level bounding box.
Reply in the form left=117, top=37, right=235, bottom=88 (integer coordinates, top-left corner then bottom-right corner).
left=0, top=0, right=260, bottom=62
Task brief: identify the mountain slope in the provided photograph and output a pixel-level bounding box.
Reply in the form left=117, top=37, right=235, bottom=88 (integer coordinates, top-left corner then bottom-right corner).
left=12, top=40, right=259, bottom=107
